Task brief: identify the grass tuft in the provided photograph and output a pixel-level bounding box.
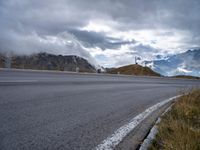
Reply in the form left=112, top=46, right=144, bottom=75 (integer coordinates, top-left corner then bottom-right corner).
left=149, top=89, right=200, bottom=150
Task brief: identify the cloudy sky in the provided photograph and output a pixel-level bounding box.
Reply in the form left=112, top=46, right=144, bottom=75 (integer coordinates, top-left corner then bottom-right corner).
left=0, top=0, right=200, bottom=67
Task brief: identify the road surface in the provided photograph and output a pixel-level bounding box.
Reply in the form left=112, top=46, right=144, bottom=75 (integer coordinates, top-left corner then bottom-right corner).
left=0, top=69, right=199, bottom=150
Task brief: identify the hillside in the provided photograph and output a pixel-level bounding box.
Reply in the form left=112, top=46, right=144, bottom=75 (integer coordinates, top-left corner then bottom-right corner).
left=0, top=53, right=96, bottom=73
left=172, top=75, right=200, bottom=80
left=107, top=64, right=161, bottom=76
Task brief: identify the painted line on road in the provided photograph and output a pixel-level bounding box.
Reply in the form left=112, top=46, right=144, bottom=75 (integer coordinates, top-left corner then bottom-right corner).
left=0, top=80, right=38, bottom=83
left=139, top=104, right=173, bottom=150
left=95, top=95, right=182, bottom=150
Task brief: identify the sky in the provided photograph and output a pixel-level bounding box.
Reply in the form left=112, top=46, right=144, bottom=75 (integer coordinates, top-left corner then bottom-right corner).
left=0, top=0, right=200, bottom=67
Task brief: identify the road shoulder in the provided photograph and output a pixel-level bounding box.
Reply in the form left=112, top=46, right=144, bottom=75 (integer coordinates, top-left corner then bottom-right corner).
left=115, top=102, right=172, bottom=150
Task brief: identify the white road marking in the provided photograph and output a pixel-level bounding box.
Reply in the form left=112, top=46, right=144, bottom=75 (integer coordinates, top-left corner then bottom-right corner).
left=95, top=95, right=182, bottom=150
left=139, top=105, right=173, bottom=150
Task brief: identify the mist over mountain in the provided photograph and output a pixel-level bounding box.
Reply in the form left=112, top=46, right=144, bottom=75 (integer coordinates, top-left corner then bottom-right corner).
left=145, top=49, right=200, bottom=76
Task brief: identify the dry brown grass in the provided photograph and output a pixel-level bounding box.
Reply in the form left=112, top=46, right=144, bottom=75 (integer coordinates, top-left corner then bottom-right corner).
left=172, top=75, right=200, bottom=80
left=149, top=89, right=200, bottom=150
left=108, top=64, right=161, bottom=76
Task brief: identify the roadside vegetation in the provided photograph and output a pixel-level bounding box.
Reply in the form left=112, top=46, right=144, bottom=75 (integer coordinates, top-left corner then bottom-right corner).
left=108, top=64, right=161, bottom=76
left=172, top=75, right=200, bottom=80
left=149, top=89, right=200, bottom=150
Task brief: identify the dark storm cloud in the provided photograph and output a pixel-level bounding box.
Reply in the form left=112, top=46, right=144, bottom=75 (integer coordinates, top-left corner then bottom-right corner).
left=125, top=44, right=161, bottom=61
left=132, top=44, right=159, bottom=53
left=68, top=29, right=136, bottom=50
left=66, top=0, right=200, bottom=32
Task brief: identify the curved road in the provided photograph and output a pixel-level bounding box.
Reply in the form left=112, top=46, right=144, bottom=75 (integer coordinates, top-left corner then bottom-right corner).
left=0, top=69, right=199, bottom=150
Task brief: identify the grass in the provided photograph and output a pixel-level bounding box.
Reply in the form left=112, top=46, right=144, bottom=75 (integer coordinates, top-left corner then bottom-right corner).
left=149, top=89, right=200, bottom=150
left=172, top=75, right=200, bottom=80
left=108, top=64, right=161, bottom=76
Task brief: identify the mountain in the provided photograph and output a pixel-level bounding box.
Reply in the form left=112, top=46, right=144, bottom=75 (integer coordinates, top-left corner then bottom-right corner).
left=0, top=52, right=96, bottom=73
left=107, top=64, right=161, bottom=76
left=145, top=49, right=200, bottom=76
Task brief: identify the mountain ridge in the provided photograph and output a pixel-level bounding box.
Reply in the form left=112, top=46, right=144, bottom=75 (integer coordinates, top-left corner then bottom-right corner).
left=145, top=49, right=200, bottom=77
left=0, top=52, right=96, bottom=73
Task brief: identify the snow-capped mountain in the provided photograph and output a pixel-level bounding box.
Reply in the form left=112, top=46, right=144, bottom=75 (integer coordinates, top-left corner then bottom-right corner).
left=145, top=49, right=200, bottom=76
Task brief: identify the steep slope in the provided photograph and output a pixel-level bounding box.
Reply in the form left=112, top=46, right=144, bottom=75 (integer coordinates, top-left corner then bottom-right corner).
left=0, top=53, right=96, bottom=73
left=145, top=49, right=200, bottom=76
left=107, top=64, right=161, bottom=76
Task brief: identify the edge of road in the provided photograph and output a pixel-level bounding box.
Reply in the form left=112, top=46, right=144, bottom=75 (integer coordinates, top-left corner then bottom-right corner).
left=138, top=105, right=173, bottom=150
left=95, top=95, right=181, bottom=150
left=115, top=102, right=173, bottom=150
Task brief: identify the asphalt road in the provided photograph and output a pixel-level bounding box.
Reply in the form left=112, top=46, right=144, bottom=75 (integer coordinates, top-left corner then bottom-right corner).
left=0, top=69, right=199, bottom=150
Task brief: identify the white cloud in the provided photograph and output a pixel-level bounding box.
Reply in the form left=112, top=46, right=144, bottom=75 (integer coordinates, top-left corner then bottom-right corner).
left=177, top=67, right=192, bottom=73
left=81, top=21, right=112, bottom=33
